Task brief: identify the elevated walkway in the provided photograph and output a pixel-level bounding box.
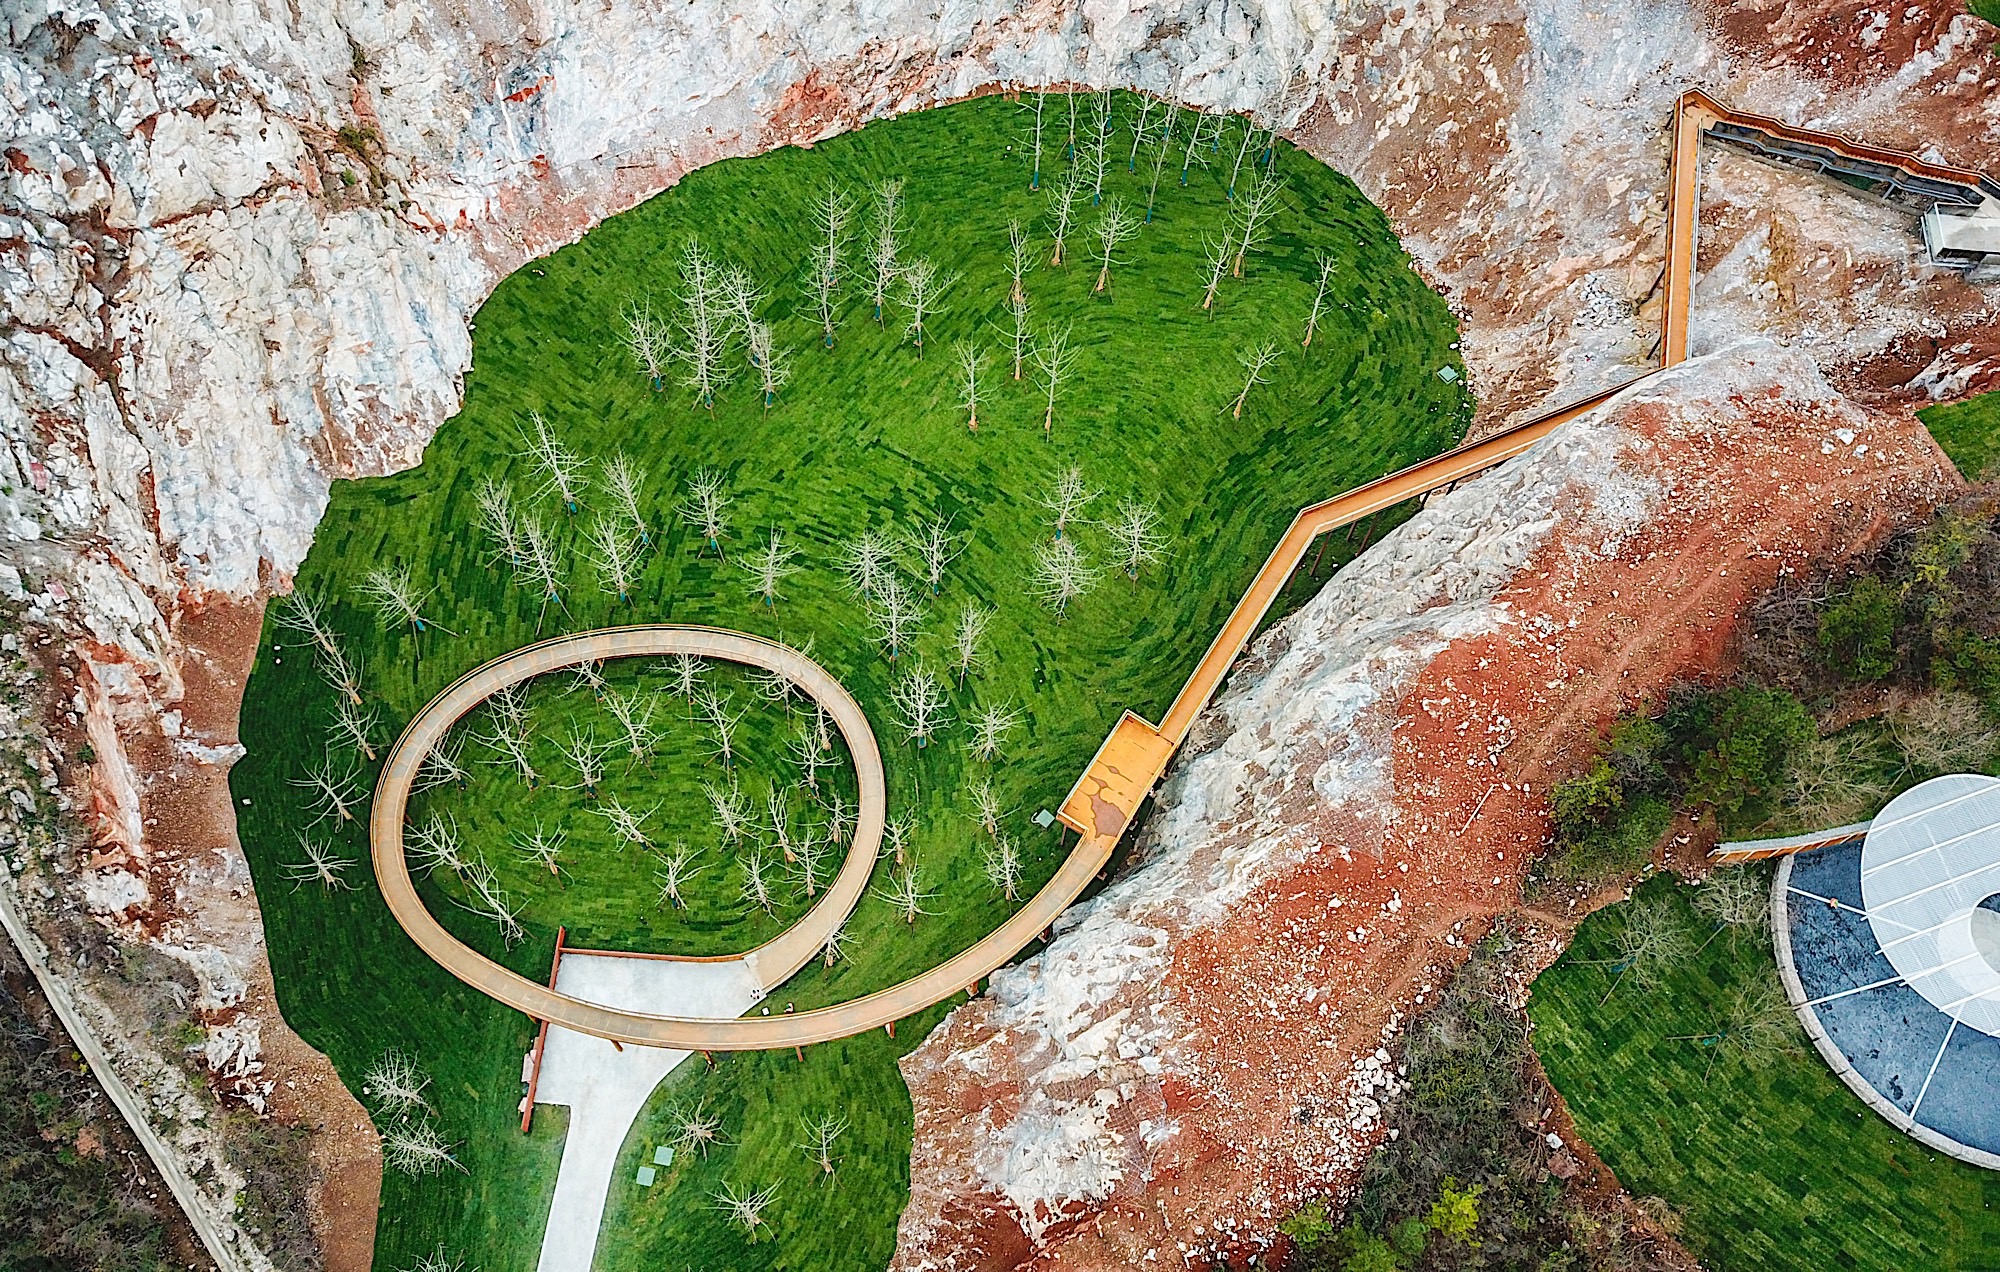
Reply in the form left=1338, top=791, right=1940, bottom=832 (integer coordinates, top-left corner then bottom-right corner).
left=1710, top=820, right=1873, bottom=864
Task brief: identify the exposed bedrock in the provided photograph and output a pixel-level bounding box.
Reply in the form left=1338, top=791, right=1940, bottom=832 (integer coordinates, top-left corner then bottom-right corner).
left=891, top=341, right=1956, bottom=1269
left=0, top=0, right=1996, bottom=1263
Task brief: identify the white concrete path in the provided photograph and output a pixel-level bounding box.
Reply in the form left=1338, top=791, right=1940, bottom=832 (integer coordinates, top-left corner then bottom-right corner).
left=533, top=954, right=765, bottom=1272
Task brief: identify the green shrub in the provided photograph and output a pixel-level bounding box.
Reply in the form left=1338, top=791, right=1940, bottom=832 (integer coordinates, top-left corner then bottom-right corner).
left=1665, top=686, right=1813, bottom=827
left=1425, top=1178, right=1482, bottom=1245
left=1281, top=1201, right=1336, bottom=1250
left=1934, top=629, right=2000, bottom=710
left=1605, top=713, right=1668, bottom=788
left=1548, top=757, right=1621, bottom=844
left=1816, top=575, right=1898, bottom=680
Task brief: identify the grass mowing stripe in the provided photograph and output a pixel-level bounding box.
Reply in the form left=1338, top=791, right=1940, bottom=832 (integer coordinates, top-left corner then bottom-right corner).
left=232, top=91, right=1470, bottom=1271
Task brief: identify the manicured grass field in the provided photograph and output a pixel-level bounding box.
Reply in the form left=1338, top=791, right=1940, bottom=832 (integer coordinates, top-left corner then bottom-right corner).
left=231, top=91, right=1469, bottom=1271
left=1919, top=390, right=2000, bottom=483
left=1529, top=875, right=2000, bottom=1271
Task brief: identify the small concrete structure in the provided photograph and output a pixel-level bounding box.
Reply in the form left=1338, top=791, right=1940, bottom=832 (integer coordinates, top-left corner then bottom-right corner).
left=1923, top=206, right=2000, bottom=282
left=532, top=953, right=764, bottom=1272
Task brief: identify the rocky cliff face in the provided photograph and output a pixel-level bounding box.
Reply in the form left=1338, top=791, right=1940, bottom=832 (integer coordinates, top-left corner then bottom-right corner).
left=2, top=0, right=1996, bottom=1265
left=891, top=342, right=1956, bottom=1269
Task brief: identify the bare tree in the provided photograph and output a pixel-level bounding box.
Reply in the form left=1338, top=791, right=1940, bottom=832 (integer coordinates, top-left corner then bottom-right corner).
left=585, top=517, right=642, bottom=604
left=788, top=708, right=833, bottom=796
left=969, top=700, right=1023, bottom=762
left=888, top=664, right=951, bottom=748
left=1180, top=108, right=1216, bottom=185
left=1693, top=868, right=1770, bottom=945
left=382, top=1120, right=465, bottom=1176
left=622, top=298, right=671, bottom=389
left=406, top=1249, right=469, bottom=1272
left=868, top=179, right=905, bottom=326
left=408, top=813, right=469, bottom=878
left=1784, top=730, right=1891, bottom=828
left=1103, top=497, right=1166, bottom=579
left=283, top=834, right=357, bottom=892
left=668, top=1099, right=724, bottom=1156
left=592, top=797, right=656, bottom=852
left=599, top=453, right=651, bottom=548
left=766, top=784, right=795, bottom=862
left=359, top=566, right=452, bottom=635
left=900, top=258, right=957, bottom=357
left=414, top=729, right=471, bottom=792
left=1890, top=690, right=2000, bottom=773
left=678, top=468, right=732, bottom=559
left=820, top=918, right=856, bottom=968
left=1007, top=292, right=1032, bottom=382
left=703, top=776, right=754, bottom=845
left=824, top=787, right=855, bottom=848
left=673, top=238, right=731, bottom=410
left=554, top=724, right=609, bottom=797
left=956, top=340, right=985, bottom=432
left=274, top=590, right=341, bottom=660
left=1036, top=464, right=1097, bottom=538
left=741, top=850, right=778, bottom=915
left=867, top=574, right=924, bottom=662
left=1084, top=90, right=1112, bottom=204
left=1229, top=342, right=1281, bottom=419
left=665, top=653, right=707, bottom=702
left=294, top=751, right=364, bottom=825
left=903, top=514, right=964, bottom=595
left=1024, top=89, right=1049, bottom=189
left=461, top=861, right=524, bottom=949
left=473, top=477, right=523, bottom=568
left=1031, top=324, right=1077, bottom=438
left=1006, top=219, right=1032, bottom=307
left=331, top=698, right=380, bottom=761
left=790, top=822, right=831, bottom=899
left=363, top=1050, right=432, bottom=1115
left=740, top=528, right=801, bottom=607
left=1198, top=230, right=1230, bottom=311
left=839, top=529, right=896, bottom=601
left=1031, top=536, right=1100, bottom=619
left=883, top=811, right=914, bottom=866
left=809, top=184, right=853, bottom=349
left=697, top=684, right=745, bottom=768
left=1302, top=252, right=1335, bottom=348
left=1144, top=104, right=1179, bottom=222
left=1594, top=896, right=1693, bottom=1005
left=720, top=266, right=767, bottom=343
left=950, top=601, right=992, bottom=686
left=1127, top=95, right=1156, bottom=172
left=712, top=1181, right=779, bottom=1236
left=971, top=778, right=1003, bottom=839
left=1045, top=166, right=1083, bottom=266
left=522, top=412, right=589, bottom=514
left=748, top=320, right=792, bottom=411
left=655, top=842, right=705, bottom=909
left=604, top=685, right=660, bottom=767
left=518, top=512, right=566, bottom=627
left=876, top=864, right=936, bottom=924
left=512, top=821, right=566, bottom=877
left=1091, top=197, right=1140, bottom=294
left=1230, top=172, right=1285, bottom=277
left=982, top=832, right=1024, bottom=901
left=1225, top=113, right=1257, bottom=198
left=798, top=1113, right=850, bottom=1177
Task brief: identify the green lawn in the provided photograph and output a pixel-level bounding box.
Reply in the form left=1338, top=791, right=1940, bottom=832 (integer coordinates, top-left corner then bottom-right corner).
left=1919, top=390, right=2000, bottom=482
left=1529, top=875, right=2000, bottom=1271
left=230, top=90, right=1469, bottom=1271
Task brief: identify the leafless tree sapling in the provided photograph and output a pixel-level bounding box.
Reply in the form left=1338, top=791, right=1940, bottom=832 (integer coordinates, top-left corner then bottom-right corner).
left=1084, top=90, right=1112, bottom=204
left=275, top=590, right=341, bottom=659
left=956, top=339, right=985, bottom=432
left=665, top=653, right=706, bottom=702
left=968, top=701, right=1022, bottom=762
left=673, top=238, right=731, bottom=410
left=1302, top=252, right=1336, bottom=348
left=766, top=784, right=795, bottom=862
left=1031, top=536, right=1100, bottom=619
left=1127, top=94, right=1155, bottom=172
left=748, top=321, right=792, bottom=411
left=697, top=683, right=745, bottom=768
left=883, top=811, right=914, bottom=867
left=1091, top=197, right=1139, bottom=294
left=408, top=813, right=469, bottom=878
left=1045, top=166, right=1083, bottom=266
left=622, top=298, right=670, bottom=389
left=678, top=468, right=731, bottom=558
left=295, top=751, right=364, bottom=824
left=703, top=776, right=754, bottom=845
left=790, top=822, right=831, bottom=899
left=1144, top=104, right=1179, bottom=221
left=1024, top=90, right=1048, bottom=189
left=382, top=1120, right=464, bottom=1176
left=554, top=724, right=608, bottom=797
left=950, top=601, right=991, bottom=686
left=971, top=778, right=1003, bottom=840
left=604, top=685, right=659, bottom=768
left=877, top=864, right=936, bottom=923
left=900, top=258, right=956, bottom=358
left=712, top=1181, right=779, bottom=1236
left=840, top=529, right=896, bottom=601
left=473, top=477, right=523, bottom=567
left=1229, top=342, right=1281, bottom=419
left=414, top=729, right=470, bottom=791
left=517, top=513, right=566, bottom=628
left=809, top=184, right=853, bottom=348
left=1104, top=497, right=1166, bottom=579
left=741, top=850, right=778, bottom=916
left=1006, top=219, right=1032, bottom=308
left=599, top=454, right=652, bottom=549
left=740, top=528, right=801, bottom=607
left=1031, top=324, right=1077, bottom=438
left=584, top=517, right=642, bottom=604
left=522, top=412, right=589, bottom=514
left=1229, top=172, right=1285, bottom=277
left=1036, top=464, right=1097, bottom=538
left=364, top=1050, right=432, bottom=1115
left=512, top=821, right=567, bottom=877
left=903, top=514, right=964, bottom=595
left=1007, top=293, right=1032, bottom=382
left=360, top=566, right=453, bottom=635
left=1198, top=230, right=1231, bottom=311
left=982, top=832, right=1024, bottom=901
left=868, top=179, right=905, bottom=326
left=655, top=841, right=705, bottom=909
left=592, top=797, right=656, bottom=852
left=668, top=1099, right=724, bottom=1156
left=889, top=664, right=952, bottom=749
left=283, top=834, right=357, bottom=892
left=331, top=698, right=380, bottom=761
left=867, top=574, right=924, bottom=662
left=799, top=1113, right=850, bottom=1177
